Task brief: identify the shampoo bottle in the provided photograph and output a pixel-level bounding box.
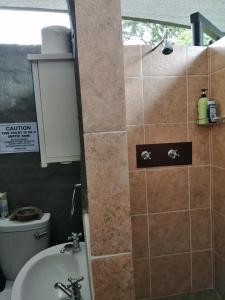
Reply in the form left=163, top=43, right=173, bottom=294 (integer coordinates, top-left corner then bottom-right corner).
left=198, top=89, right=208, bottom=125
left=208, top=100, right=217, bottom=123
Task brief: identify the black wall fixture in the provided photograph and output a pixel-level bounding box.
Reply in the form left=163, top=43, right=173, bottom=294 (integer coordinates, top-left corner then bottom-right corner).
left=136, top=142, right=192, bottom=168
left=191, top=12, right=225, bottom=46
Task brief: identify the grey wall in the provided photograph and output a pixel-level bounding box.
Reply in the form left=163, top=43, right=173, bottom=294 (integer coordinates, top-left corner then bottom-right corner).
left=0, top=44, right=83, bottom=290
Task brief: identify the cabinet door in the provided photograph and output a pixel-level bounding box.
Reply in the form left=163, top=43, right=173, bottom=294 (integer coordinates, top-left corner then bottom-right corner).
left=37, top=60, right=80, bottom=163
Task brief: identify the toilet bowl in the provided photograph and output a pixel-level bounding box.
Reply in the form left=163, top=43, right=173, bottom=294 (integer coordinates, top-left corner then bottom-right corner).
left=0, top=213, right=50, bottom=299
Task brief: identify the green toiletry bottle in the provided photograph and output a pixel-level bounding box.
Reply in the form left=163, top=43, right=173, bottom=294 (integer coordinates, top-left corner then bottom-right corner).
left=198, top=89, right=208, bottom=125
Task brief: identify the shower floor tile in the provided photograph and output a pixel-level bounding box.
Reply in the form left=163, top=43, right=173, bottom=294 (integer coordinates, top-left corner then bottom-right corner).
left=157, top=289, right=220, bottom=300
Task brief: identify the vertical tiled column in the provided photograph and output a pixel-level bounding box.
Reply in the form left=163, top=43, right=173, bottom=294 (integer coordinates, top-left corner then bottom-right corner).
left=74, top=1, right=135, bottom=299
left=210, top=42, right=225, bottom=300
left=124, top=45, right=212, bottom=299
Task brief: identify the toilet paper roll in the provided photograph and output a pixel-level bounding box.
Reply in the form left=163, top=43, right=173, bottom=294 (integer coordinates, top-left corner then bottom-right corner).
left=41, top=26, right=72, bottom=54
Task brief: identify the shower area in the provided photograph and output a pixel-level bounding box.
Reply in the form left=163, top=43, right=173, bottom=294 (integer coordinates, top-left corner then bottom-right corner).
left=124, top=42, right=225, bottom=299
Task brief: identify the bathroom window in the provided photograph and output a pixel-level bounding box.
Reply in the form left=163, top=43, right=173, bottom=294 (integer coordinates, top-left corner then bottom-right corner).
left=0, top=9, right=70, bottom=44
left=122, top=19, right=212, bottom=46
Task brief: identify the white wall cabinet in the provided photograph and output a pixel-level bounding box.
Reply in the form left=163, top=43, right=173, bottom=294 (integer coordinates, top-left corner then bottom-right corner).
left=28, top=53, right=80, bottom=167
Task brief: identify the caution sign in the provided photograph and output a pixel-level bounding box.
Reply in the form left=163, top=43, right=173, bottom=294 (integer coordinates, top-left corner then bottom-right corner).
left=0, top=122, right=39, bottom=153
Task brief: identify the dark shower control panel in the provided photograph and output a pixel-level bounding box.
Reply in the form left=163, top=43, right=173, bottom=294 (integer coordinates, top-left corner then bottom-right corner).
left=136, top=142, right=192, bottom=168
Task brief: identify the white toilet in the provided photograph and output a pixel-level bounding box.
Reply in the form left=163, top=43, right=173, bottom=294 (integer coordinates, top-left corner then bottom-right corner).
left=0, top=213, right=50, bottom=299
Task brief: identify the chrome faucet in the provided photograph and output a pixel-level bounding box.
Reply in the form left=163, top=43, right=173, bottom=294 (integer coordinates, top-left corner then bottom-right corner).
left=54, top=276, right=84, bottom=300
left=60, top=233, right=82, bottom=254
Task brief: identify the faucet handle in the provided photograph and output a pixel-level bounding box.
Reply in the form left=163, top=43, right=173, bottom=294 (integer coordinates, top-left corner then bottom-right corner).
left=68, top=276, right=84, bottom=285
left=68, top=232, right=82, bottom=242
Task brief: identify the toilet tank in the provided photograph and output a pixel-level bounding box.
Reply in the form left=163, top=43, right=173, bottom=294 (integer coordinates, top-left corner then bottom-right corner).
left=0, top=213, right=50, bottom=281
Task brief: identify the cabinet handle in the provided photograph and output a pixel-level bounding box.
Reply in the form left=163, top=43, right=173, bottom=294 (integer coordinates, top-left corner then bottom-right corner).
left=34, top=231, right=47, bottom=239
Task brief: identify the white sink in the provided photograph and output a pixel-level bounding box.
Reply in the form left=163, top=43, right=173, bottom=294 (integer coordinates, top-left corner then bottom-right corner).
left=11, top=243, right=92, bottom=300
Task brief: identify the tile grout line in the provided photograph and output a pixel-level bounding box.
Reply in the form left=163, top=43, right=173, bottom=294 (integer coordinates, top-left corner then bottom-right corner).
left=209, top=50, right=216, bottom=289
left=134, top=248, right=213, bottom=260
left=208, top=50, right=215, bottom=289
left=186, top=46, right=193, bottom=292
left=91, top=251, right=132, bottom=260
left=131, top=207, right=212, bottom=217
left=140, top=45, right=152, bottom=299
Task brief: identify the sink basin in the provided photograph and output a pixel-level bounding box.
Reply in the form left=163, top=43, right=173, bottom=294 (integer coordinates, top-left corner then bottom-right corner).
left=11, top=243, right=92, bottom=300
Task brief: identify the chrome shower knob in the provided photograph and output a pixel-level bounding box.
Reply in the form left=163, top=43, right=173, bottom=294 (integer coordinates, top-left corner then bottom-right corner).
left=168, top=149, right=180, bottom=160
left=141, top=151, right=151, bottom=161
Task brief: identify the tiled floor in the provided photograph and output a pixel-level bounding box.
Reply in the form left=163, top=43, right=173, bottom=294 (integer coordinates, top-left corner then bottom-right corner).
left=158, top=290, right=220, bottom=300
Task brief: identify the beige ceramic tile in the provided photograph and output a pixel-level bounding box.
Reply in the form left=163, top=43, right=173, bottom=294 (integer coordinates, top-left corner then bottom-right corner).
left=147, top=167, right=189, bottom=213
left=212, top=124, right=225, bottom=168
left=127, top=125, right=144, bottom=170
left=189, top=166, right=211, bottom=209
left=123, top=45, right=142, bottom=77
left=187, top=46, right=208, bottom=75
left=211, top=69, right=225, bottom=118
left=151, top=253, right=191, bottom=297
left=145, top=123, right=187, bottom=144
left=192, top=250, right=213, bottom=291
left=213, top=167, right=225, bottom=215
left=75, top=0, right=126, bottom=133
left=91, top=254, right=135, bottom=300
left=214, top=253, right=225, bottom=298
left=133, top=258, right=150, bottom=299
left=149, top=211, right=190, bottom=256
left=210, top=46, right=225, bottom=73
left=188, top=124, right=210, bottom=165
left=84, top=132, right=132, bottom=256
left=214, top=211, right=225, bottom=259
left=191, top=208, right=212, bottom=251
left=188, top=76, right=209, bottom=122
left=142, top=46, right=187, bottom=76
left=131, top=215, right=149, bottom=258
left=129, top=171, right=147, bottom=215
left=125, top=77, right=143, bottom=125
left=143, top=77, right=187, bottom=124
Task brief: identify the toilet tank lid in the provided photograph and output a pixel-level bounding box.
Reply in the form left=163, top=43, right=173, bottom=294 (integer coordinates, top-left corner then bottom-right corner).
left=0, top=213, right=50, bottom=232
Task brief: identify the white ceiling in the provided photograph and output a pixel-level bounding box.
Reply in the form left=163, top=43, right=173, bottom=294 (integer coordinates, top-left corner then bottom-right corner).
left=0, top=0, right=224, bottom=32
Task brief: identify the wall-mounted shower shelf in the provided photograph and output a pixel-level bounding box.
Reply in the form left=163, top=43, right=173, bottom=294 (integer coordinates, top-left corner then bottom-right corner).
left=196, top=116, right=225, bottom=125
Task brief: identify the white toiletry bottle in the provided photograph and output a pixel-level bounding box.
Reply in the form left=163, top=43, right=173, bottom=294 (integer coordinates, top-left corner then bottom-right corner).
left=0, top=192, right=9, bottom=219
left=207, top=100, right=217, bottom=123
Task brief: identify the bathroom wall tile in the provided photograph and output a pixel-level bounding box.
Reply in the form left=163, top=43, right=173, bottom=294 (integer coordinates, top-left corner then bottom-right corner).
left=189, top=166, right=210, bottom=209
left=129, top=171, right=147, bottom=215
left=188, top=75, right=209, bottom=122
left=192, top=250, right=213, bottom=291
left=131, top=215, right=149, bottom=258
left=84, top=132, right=132, bottom=255
left=191, top=208, right=212, bottom=251
left=145, top=123, right=187, bottom=144
left=133, top=258, right=150, bottom=299
left=125, top=77, right=143, bottom=126
left=188, top=124, right=210, bottom=165
left=75, top=0, right=126, bottom=133
left=211, top=69, right=225, bottom=118
left=214, top=253, right=225, bottom=299
left=142, top=46, right=187, bottom=76
left=187, top=46, right=208, bottom=75
left=123, top=45, right=141, bottom=77
left=91, top=254, right=135, bottom=300
left=210, top=46, right=225, bottom=73
left=149, top=211, right=190, bottom=256
left=127, top=125, right=144, bottom=170
left=151, top=253, right=191, bottom=297
left=212, top=124, right=225, bottom=168
left=143, top=76, right=187, bottom=124
left=214, top=211, right=225, bottom=259
left=213, top=167, right=225, bottom=215
left=147, top=167, right=189, bottom=213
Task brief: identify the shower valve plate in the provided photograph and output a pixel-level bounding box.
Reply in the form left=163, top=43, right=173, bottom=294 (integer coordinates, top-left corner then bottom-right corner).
left=136, top=142, right=192, bottom=168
